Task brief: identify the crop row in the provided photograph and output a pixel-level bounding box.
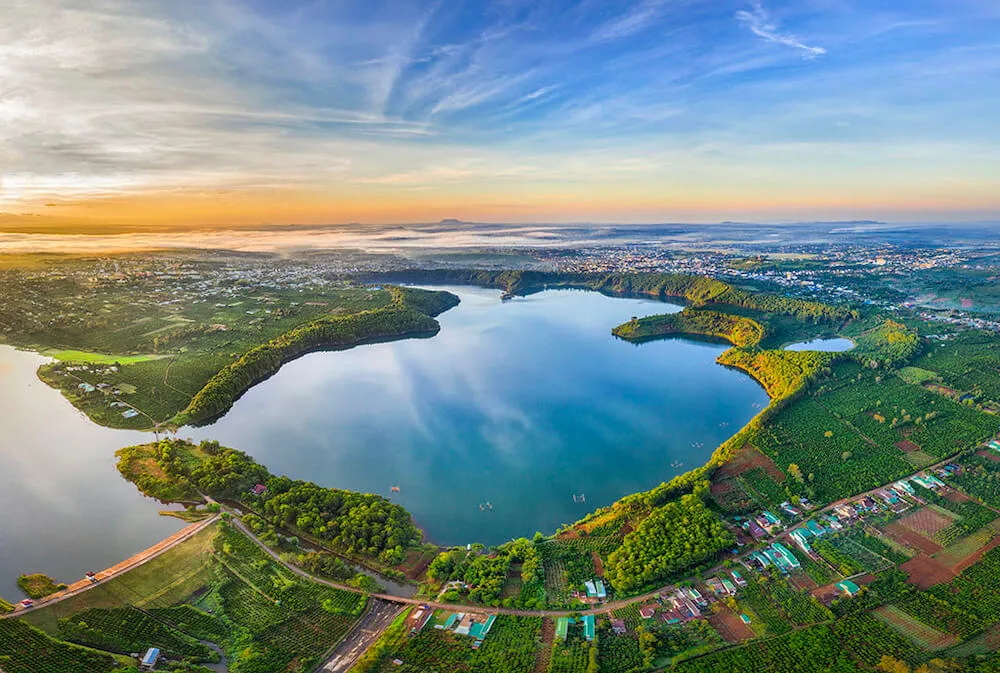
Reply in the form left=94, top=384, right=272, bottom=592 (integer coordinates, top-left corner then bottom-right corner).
left=57, top=606, right=214, bottom=662
left=0, top=618, right=120, bottom=673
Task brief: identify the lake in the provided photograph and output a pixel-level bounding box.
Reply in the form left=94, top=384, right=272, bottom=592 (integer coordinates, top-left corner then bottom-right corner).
left=784, top=337, right=856, bottom=352
left=187, top=287, right=768, bottom=546
left=0, top=347, right=184, bottom=598
left=0, top=286, right=769, bottom=597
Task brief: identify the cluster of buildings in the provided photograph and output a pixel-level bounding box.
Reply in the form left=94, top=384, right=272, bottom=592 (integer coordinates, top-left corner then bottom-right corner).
left=626, top=570, right=750, bottom=629
left=918, top=310, right=1000, bottom=335
left=780, top=467, right=966, bottom=564
left=55, top=365, right=139, bottom=418
left=583, top=579, right=607, bottom=600
left=744, top=542, right=801, bottom=573
left=556, top=614, right=596, bottom=642
left=739, top=509, right=784, bottom=541
left=404, top=605, right=498, bottom=650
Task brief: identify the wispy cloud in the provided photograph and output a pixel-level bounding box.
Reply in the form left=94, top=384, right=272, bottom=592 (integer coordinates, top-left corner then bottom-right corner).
left=736, top=1, right=826, bottom=59
left=1, top=0, right=999, bottom=223
left=590, top=0, right=671, bottom=43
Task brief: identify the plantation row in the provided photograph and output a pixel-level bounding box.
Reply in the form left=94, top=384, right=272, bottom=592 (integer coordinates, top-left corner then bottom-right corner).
left=548, top=636, right=595, bottom=673
left=746, top=360, right=999, bottom=506
left=671, top=623, right=860, bottom=673
left=58, top=606, right=216, bottom=662
left=927, top=545, right=1000, bottom=628
left=950, top=453, right=1000, bottom=508
left=910, top=333, right=1000, bottom=403
left=0, top=619, right=120, bottom=673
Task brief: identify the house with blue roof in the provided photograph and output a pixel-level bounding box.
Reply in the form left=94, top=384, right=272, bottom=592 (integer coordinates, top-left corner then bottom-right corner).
left=140, top=648, right=160, bottom=670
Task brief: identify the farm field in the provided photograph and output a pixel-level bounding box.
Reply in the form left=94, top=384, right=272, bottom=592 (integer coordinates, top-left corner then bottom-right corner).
left=909, top=332, right=1000, bottom=406
left=12, top=521, right=365, bottom=673
left=874, top=605, right=959, bottom=650
left=1, top=255, right=462, bottom=429
left=9, top=261, right=1000, bottom=672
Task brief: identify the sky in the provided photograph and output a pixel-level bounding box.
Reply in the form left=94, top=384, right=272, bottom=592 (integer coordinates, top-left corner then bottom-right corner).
left=1, top=0, right=999, bottom=229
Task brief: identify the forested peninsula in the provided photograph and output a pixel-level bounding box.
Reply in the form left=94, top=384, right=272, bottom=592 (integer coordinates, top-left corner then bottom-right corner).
left=171, top=286, right=458, bottom=426
left=612, top=309, right=766, bottom=347
left=118, top=438, right=420, bottom=567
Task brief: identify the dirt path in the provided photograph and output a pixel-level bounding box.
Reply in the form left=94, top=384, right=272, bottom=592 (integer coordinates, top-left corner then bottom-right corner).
left=533, top=618, right=555, bottom=673
left=3, top=515, right=218, bottom=619
left=321, top=598, right=404, bottom=673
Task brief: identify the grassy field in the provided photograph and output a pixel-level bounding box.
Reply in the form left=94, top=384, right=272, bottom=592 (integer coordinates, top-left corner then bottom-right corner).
left=18, top=522, right=367, bottom=673
left=22, top=522, right=219, bottom=634
left=43, top=349, right=163, bottom=364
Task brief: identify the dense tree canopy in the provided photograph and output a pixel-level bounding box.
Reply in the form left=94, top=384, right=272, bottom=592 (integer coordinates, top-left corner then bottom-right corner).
left=366, top=270, right=853, bottom=322
left=173, top=287, right=458, bottom=426
left=718, top=348, right=834, bottom=399
left=604, top=493, right=733, bottom=593
left=613, top=309, right=765, bottom=347
left=117, top=439, right=419, bottom=565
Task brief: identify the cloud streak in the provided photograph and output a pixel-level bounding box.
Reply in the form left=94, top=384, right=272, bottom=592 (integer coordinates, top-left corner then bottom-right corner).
left=736, top=1, right=826, bottom=59
left=1, top=0, right=999, bottom=223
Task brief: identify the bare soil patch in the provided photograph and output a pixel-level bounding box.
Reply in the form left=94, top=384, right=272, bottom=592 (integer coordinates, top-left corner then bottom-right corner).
left=976, top=449, right=1000, bottom=463
left=397, top=549, right=437, bottom=581
left=714, top=444, right=785, bottom=483
left=883, top=521, right=943, bottom=555
left=787, top=573, right=818, bottom=592
left=711, top=480, right=736, bottom=496
left=708, top=606, right=754, bottom=643
left=898, top=507, right=955, bottom=537
left=591, top=551, right=605, bottom=578
left=533, top=618, right=555, bottom=673
left=882, top=521, right=942, bottom=555
left=943, top=489, right=972, bottom=503
left=895, top=440, right=922, bottom=453
left=899, top=554, right=957, bottom=590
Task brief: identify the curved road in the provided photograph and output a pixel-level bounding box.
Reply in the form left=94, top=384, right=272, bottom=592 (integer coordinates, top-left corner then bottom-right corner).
left=230, top=517, right=671, bottom=617
left=3, top=515, right=219, bottom=620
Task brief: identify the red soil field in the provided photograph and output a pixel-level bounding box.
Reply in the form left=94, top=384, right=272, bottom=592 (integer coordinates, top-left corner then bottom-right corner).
left=976, top=449, right=1000, bottom=463
left=709, top=606, right=755, bottom=643
left=788, top=573, right=818, bottom=592
left=898, top=507, right=955, bottom=537
left=943, top=489, right=972, bottom=503
left=713, top=444, right=786, bottom=483
left=883, top=521, right=943, bottom=555
left=591, top=551, right=605, bottom=577
left=533, top=618, right=556, bottom=673
left=900, top=554, right=957, bottom=590
left=895, top=440, right=922, bottom=453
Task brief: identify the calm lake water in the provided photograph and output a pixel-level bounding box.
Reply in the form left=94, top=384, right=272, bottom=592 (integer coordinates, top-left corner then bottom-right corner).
left=187, top=287, right=769, bottom=546
left=784, top=337, right=856, bottom=352
left=0, top=347, right=184, bottom=598
left=0, top=286, right=769, bottom=597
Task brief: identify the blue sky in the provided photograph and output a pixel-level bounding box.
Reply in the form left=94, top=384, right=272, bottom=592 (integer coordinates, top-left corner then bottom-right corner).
left=1, top=0, right=999, bottom=224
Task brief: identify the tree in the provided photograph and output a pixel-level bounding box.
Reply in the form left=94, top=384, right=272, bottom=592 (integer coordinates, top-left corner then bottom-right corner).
left=788, top=463, right=804, bottom=483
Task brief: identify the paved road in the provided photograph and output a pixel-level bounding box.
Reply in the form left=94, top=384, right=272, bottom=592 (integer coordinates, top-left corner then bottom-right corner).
left=322, top=598, right=404, bottom=673
left=230, top=516, right=683, bottom=617
left=2, top=515, right=219, bottom=620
